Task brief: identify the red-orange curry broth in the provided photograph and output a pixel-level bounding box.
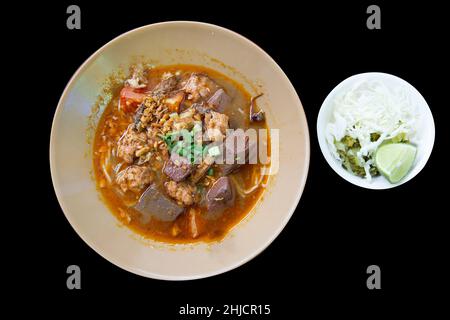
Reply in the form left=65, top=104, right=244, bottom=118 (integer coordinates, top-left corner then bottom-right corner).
left=93, top=64, right=270, bottom=243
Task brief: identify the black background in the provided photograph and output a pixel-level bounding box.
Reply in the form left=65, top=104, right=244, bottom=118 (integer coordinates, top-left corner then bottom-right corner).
left=15, top=0, right=449, bottom=315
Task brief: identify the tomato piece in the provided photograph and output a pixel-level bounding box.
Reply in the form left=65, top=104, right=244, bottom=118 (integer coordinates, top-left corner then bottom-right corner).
left=119, top=87, right=146, bottom=112
left=164, top=91, right=185, bottom=113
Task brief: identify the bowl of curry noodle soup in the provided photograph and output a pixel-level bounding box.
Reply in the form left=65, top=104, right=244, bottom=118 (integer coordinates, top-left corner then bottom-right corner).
left=50, top=21, right=310, bottom=280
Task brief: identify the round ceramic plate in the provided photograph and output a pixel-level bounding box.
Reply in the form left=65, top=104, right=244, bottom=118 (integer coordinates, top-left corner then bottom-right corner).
left=50, top=21, right=310, bottom=280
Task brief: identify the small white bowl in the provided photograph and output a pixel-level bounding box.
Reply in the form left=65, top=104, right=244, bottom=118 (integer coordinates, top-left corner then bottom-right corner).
left=317, top=72, right=435, bottom=190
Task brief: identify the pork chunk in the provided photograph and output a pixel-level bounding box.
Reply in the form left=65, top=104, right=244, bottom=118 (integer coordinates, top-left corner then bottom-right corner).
left=152, top=76, right=178, bottom=97
left=116, top=165, right=152, bottom=193
left=165, top=181, right=196, bottom=206
left=182, top=73, right=219, bottom=102
left=117, top=125, right=148, bottom=163
left=205, top=111, right=229, bottom=142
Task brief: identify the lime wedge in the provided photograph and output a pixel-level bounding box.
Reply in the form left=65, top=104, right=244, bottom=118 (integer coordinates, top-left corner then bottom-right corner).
left=375, top=143, right=417, bottom=183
